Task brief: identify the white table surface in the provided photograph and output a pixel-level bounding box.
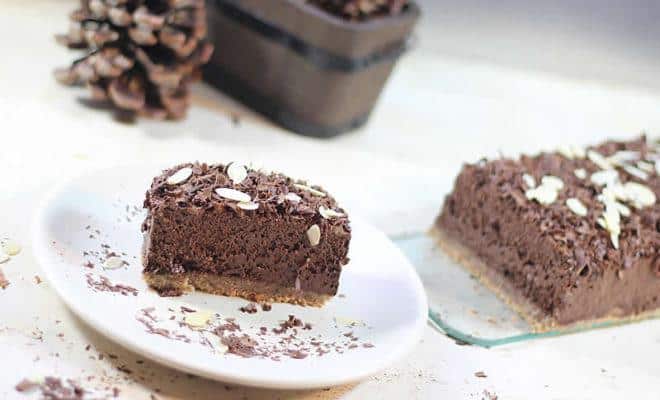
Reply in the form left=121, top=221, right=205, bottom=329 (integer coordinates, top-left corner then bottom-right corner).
left=2, top=1, right=660, bottom=399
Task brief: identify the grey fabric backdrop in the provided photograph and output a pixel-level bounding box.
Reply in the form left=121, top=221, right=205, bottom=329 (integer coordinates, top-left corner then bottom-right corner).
left=416, top=0, right=660, bottom=92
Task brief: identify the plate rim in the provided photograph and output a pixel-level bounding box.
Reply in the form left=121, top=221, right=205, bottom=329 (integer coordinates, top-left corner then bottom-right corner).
left=31, top=165, right=429, bottom=389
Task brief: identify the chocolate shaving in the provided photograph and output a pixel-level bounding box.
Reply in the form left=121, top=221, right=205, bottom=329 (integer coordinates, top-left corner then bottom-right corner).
left=86, top=274, right=138, bottom=296
left=15, top=376, right=119, bottom=399
left=239, top=303, right=257, bottom=314
left=0, top=269, right=8, bottom=289
left=220, top=334, right=260, bottom=358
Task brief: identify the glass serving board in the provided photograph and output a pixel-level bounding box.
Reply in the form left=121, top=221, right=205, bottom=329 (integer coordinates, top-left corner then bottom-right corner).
left=393, top=233, right=658, bottom=348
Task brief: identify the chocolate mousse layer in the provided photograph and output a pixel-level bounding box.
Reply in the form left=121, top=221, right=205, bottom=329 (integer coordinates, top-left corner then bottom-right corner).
left=435, top=137, right=660, bottom=330
left=142, top=162, right=351, bottom=306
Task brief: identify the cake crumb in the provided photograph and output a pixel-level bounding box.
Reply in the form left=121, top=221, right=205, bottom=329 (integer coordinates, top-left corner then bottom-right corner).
left=239, top=303, right=258, bottom=314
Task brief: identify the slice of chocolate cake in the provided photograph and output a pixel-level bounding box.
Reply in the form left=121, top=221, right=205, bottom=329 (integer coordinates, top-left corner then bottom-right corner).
left=142, top=162, right=351, bottom=306
left=435, top=137, right=660, bottom=331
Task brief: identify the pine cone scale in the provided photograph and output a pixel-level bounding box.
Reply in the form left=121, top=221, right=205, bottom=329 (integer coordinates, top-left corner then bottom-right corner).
left=108, top=77, right=146, bottom=111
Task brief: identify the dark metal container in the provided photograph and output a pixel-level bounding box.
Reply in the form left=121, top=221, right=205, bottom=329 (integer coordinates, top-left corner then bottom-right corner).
left=203, top=0, right=420, bottom=138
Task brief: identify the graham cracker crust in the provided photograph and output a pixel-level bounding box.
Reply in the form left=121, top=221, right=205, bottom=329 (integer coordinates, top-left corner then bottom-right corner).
left=144, top=272, right=331, bottom=307
left=430, top=226, right=555, bottom=331
left=430, top=227, right=660, bottom=333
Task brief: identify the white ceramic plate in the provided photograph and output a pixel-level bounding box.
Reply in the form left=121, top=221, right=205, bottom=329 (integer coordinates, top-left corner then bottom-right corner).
left=31, top=165, right=428, bottom=389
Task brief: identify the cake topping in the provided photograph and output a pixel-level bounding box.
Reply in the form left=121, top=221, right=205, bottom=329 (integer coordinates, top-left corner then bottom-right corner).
left=237, top=202, right=259, bottom=211
left=522, top=173, right=536, bottom=188
left=609, top=150, right=640, bottom=165
left=566, top=198, right=587, bottom=217
left=622, top=181, right=656, bottom=209
left=166, top=167, right=193, bottom=185
left=525, top=185, right=558, bottom=205
left=293, top=183, right=326, bottom=197
left=285, top=193, right=302, bottom=203
left=147, top=163, right=350, bottom=223
left=597, top=204, right=622, bottom=249
left=614, top=202, right=631, bottom=217
left=319, top=206, right=345, bottom=219
left=227, top=163, right=248, bottom=184
left=597, top=187, right=631, bottom=217
left=524, top=175, right=564, bottom=205
left=103, top=256, right=125, bottom=270
left=590, top=170, right=619, bottom=186
left=215, top=188, right=251, bottom=203
left=184, top=310, right=215, bottom=329
left=541, top=176, right=564, bottom=191
left=2, top=240, right=21, bottom=256
left=518, top=138, right=658, bottom=249
left=306, top=224, right=321, bottom=246
left=588, top=166, right=656, bottom=247
left=557, top=145, right=586, bottom=160
left=637, top=160, right=655, bottom=173
left=587, top=150, right=612, bottom=170
left=622, top=164, right=649, bottom=181
left=574, top=168, right=587, bottom=179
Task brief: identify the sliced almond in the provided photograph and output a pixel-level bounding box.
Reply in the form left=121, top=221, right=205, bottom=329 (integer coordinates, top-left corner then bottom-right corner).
left=306, top=224, right=321, bottom=246
left=522, top=173, right=536, bottom=188
left=610, top=232, right=620, bottom=250
left=608, top=150, right=640, bottom=165
left=237, top=201, right=259, bottom=211
left=525, top=185, right=558, bottom=205
left=319, top=206, right=345, bottom=219
left=602, top=184, right=627, bottom=203
left=0, top=252, right=9, bottom=264
left=622, top=182, right=656, bottom=209
left=215, top=340, right=229, bottom=354
left=166, top=167, right=193, bottom=185
left=285, top=193, right=302, bottom=203
left=590, top=170, right=618, bottom=187
left=587, top=150, right=611, bottom=170
left=185, top=310, right=215, bottom=329
left=293, top=183, right=326, bottom=197
left=2, top=240, right=21, bottom=256
left=574, top=168, right=587, bottom=180
left=571, top=146, right=586, bottom=159
left=636, top=160, right=655, bottom=173
left=557, top=146, right=574, bottom=160
left=541, top=176, right=564, bottom=191
left=227, top=163, right=248, bottom=184
left=613, top=201, right=631, bottom=217
left=215, top=188, right=251, bottom=203
left=557, top=145, right=586, bottom=160
left=600, top=206, right=621, bottom=249
left=622, top=164, right=649, bottom=181
left=566, top=198, right=587, bottom=217
left=103, top=256, right=125, bottom=270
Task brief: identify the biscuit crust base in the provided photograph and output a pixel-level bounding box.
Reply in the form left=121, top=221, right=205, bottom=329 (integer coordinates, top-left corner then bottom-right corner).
left=431, top=226, right=660, bottom=333
left=144, top=272, right=330, bottom=307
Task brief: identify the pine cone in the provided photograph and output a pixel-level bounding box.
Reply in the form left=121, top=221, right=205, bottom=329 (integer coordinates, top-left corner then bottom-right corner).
left=55, top=0, right=214, bottom=120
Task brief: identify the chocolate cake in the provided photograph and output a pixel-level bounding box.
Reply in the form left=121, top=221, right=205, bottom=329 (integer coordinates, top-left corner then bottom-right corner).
left=142, top=163, right=351, bottom=306
left=435, top=137, right=660, bottom=331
